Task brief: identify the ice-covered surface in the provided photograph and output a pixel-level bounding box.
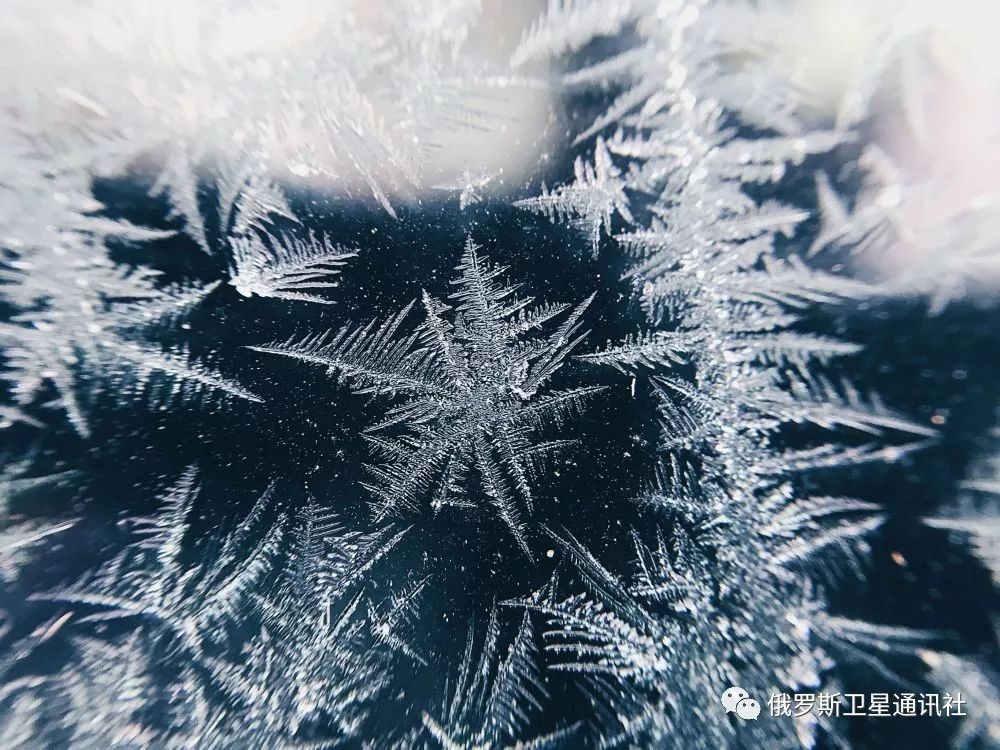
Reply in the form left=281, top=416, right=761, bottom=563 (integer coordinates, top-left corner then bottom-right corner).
left=0, top=1, right=997, bottom=748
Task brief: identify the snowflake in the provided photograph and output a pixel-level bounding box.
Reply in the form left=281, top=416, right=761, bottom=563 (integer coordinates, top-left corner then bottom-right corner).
left=515, top=136, right=633, bottom=256
left=434, top=168, right=502, bottom=210
left=253, top=239, right=604, bottom=559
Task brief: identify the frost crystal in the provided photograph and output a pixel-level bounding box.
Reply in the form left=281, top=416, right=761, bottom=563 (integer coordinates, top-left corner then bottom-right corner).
left=230, top=498, right=410, bottom=743
left=0, top=455, right=77, bottom=582
left=230, top=229, right=357, bottom=305
left=0, top=233, right=259, bottom=436
left=16, top=473, right=419, bottom=746
left=422, top=609, right=577, bottom=749
left=253, top=239, right=604, bottom=559
left=502, top=1, right=942, bottom=746
left=920, top=649, right=1000, bottom=750
left=811, top=146, right=1000, bottom=312
left=516, top=137, right=633, bottom=255
left=0, top=0, right=994, bottom=747
left=223, top=174, right=358, bottom=304
left=434, top=168, right=502, bottom=210
left=925, top=424, right=1000, bottom=586
left=32, top=468, right=284, bottom=655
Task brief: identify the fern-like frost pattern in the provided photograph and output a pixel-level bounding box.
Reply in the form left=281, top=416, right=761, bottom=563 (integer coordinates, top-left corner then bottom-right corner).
left=0, top=1, right=994, bottom=748
left=253, top=239, right=603, bottom=559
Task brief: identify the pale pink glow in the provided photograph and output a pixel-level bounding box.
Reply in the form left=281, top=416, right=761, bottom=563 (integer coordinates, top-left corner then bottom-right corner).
left=2, top=0, right=554, bottom=205
left=749, top=0, right=1000, bottom=303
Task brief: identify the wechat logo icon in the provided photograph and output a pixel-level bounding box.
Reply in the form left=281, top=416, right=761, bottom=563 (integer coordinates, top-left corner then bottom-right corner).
left=721, top=687, right=761, bottom=720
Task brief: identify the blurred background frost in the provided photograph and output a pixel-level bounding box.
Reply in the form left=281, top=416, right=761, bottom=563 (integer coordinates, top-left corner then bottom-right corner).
left=2, top=0, right=997, bottom=299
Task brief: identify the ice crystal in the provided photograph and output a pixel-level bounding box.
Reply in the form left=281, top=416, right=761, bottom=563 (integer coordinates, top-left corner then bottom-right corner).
left=0, top=0, right=993, bottom=747
left=252, top=239, right=604, bottom=559
left=15, top=475, right=420, bottom=747
left=920, top=649, right=1000, bottom=750
left=10, top=470, right=286, bottom=746
left=434, top=168, right=503, bottom=211
left=516, top=137, right=633, bottom=256
left=41, top=630, right=211, bottom=746
left=577, top=330, right=697, bottom=373
left=925, top=425, right=1000, bottom=586
left=0, top=231, right=259, bottom=436
left=421, top=609, right=578, bottom=749
left=225, top=498, right=410, bottom=743
left=0, top=455, right=77, bottom=583
left=502, top=1, right=941, bottom=746
left=0, top=406, right=42, bottom=431
left=230, top=228, right=357, bottom=305
left=510, top=0, right=638, bottom=69
left=811, top=146, right=1000, bottom=313
left=32, top=468, right=283, bottom=656
left=222, top=174, right=358, bottom=305
left=0, top=519, right=76, bottom=586
left=509, top=464, right=898, bottom=748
